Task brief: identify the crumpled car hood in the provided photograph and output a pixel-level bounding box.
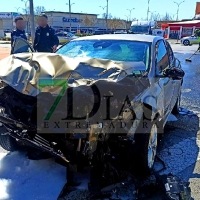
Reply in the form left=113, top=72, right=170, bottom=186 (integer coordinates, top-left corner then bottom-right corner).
left=0, top=53, right=147, bottom=96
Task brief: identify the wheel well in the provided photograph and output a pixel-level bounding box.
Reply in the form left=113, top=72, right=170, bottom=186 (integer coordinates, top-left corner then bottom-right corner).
left=143, top=103, right=161, bottom=121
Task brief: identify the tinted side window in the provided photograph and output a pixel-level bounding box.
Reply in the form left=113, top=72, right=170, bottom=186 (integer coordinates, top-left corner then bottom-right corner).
left=165, top=41, right=174, bottom=67
left=156, top=40, right=170, bottom=75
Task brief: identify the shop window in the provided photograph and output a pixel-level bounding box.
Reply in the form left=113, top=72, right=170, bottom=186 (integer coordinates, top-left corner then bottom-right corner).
left=182, top=28, right=193, bottom=36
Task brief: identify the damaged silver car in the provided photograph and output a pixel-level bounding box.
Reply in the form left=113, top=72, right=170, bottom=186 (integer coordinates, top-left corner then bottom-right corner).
left=0, top=35, right=184, bottom=191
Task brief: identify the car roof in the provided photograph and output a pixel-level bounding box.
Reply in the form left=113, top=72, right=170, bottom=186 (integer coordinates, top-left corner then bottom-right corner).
left=73, top=34, right=163, bottom=43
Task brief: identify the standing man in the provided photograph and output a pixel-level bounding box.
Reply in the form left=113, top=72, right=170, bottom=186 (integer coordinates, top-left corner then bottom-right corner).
left=11, top=16, right=27, bottom=46
left=197, top=29, right=200, bottom=51
left=33, top=14, right=59, bottom=53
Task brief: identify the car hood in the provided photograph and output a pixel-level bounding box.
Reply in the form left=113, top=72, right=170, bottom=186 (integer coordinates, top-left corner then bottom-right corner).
left=181, top=36, right=191, bottom=40
left=0, top=53, right=147, bottom=97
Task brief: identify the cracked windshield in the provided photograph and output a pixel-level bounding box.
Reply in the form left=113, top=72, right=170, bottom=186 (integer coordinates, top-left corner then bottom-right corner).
left=0, top=0, right=199, bottom=200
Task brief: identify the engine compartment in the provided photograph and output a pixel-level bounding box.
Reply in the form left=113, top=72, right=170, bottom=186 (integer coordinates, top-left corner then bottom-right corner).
left=0, top=76, right=149, bottom=191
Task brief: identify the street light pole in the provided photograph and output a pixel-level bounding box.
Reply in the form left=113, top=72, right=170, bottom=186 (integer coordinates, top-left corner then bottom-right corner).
left=148, top=11, right=156, bottom=20
left=125, top=15, right=129, bottom=31
left=29, top=0, right=35, bottom=43
left=69, top=0, right=71, bottom=32
left=147, top=0, right=150, bottom=21
left=173, top=1, right=185, bottom=21
left=106, top=0, right=108, bottom=30
left=127, top=8, right=135, bottom=21
left=66, top=1, right=75, bottom=32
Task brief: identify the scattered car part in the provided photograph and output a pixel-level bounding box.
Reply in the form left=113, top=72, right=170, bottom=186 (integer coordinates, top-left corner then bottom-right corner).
left=158, top=174, right=191, bottom=200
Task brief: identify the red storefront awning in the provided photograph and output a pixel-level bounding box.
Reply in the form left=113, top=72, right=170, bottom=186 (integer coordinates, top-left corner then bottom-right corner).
left=168, top=20, right=200, bottom=28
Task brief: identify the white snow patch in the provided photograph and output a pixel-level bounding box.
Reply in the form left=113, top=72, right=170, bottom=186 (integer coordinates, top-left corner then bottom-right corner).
left=0, top=178, right=12, bottom=199
left=0, top=152, right=66, bottom=200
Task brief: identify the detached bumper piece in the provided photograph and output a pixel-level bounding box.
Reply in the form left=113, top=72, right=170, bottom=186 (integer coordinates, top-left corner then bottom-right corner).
left=0, top=114, right=69, bottom=163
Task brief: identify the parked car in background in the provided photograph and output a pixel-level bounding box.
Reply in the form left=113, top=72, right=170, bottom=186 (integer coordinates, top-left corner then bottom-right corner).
left=55, top=32, right=79, bottom=44
left=93, top=29, right=114, bottom=35
left=180, top=35, right=199, bottom=46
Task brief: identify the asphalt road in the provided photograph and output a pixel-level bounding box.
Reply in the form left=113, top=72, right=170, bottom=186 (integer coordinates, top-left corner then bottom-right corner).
left=0, top=43, right=200, bottom=199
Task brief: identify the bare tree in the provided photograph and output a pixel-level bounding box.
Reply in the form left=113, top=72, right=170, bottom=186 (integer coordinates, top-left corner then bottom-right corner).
left=107, top=17, right=123, bottom=30
left=21, top=0, right=30, bottom=32
left=35, top=6, right=45, bottom=15
left=102, top=13, right=112, bottom=19
left=151, top=13, right=161, bottom=21
left=125, top=21, right=132, bottom=31
left=161, top=12, right=174, bottom=21
left=82, top=15, right=96, bottom=32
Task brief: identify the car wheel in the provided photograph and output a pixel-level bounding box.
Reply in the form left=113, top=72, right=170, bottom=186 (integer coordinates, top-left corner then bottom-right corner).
left=183, top=40, right=190, bottom=46
left=134, top=119, right=160, bottom=175
left=0, top=126, right=19, bottom=151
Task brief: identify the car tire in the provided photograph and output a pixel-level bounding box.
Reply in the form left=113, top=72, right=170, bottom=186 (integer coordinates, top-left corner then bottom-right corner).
left=134, top=117, right=162, bottom=175
left=183, top=40, right=190, bottom=46
left=0, top=126, right=19, bottom=152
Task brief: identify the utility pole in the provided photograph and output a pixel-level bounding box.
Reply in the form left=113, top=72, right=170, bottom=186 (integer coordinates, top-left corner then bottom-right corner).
left=147, top=0, right=150, bottom=21
left=66, top=1, right=75, bottom=32
left=173, top=1, right=185, bottom=21
left=69, top=0, right=71, bottom=32
left=29, top=0, right=35, bottom=43
left=127, top=8, right=135, bottom=21
left=106, top=0, right=108, bottom=30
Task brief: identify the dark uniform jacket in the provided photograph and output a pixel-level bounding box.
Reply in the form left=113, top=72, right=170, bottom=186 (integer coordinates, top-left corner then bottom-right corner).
left=11, top=29, right=27, bottom=46
left=33, top=25, right=59, bottom=52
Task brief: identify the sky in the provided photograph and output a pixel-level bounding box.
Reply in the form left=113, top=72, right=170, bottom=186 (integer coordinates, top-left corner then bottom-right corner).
left=0, top=0, right=198, bottom=20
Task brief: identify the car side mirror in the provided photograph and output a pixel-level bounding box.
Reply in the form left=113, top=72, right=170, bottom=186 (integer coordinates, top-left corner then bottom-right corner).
left=163, top=67, right=185, bottom=80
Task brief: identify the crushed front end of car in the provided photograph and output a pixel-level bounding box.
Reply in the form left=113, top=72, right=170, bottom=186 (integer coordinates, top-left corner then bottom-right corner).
left=0, top=52, right=152, bottom=192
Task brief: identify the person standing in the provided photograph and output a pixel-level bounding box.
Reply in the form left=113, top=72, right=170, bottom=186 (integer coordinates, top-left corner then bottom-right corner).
left=11, top=16, right=27, bottom=46
left=197, top=29, right=200, bottom=51
left=33, top=14, right=59, bottom=53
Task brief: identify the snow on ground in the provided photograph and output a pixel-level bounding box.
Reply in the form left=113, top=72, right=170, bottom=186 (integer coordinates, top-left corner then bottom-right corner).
left=0, top=152, right=66, bottom=200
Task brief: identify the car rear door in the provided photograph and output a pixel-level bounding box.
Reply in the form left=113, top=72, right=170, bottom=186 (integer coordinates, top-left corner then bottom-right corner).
left=155, top=39, right=174, bottom=118
left=11, top=38, right=34, bottom=54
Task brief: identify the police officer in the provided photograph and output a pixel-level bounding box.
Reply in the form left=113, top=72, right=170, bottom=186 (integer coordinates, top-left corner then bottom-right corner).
left=33, top=14, right=59, bottom=53
left=11, top=16, right=27, bottom=46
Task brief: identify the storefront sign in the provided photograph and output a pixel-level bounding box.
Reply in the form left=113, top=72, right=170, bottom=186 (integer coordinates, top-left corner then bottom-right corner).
left=62, top=17, right=82, bottom=23
left=0, top=12, right=12, bottom=19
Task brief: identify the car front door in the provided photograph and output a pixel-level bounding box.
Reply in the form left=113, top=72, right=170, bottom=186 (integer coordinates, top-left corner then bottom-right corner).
left=165, top=41, right=182, bottom=109
left=155, top=40, right=174, bottom=119
left=11, top=38, right=34, bottom=54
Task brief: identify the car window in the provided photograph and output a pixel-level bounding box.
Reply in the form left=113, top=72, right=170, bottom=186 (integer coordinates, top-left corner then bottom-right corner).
left=165, top=41, right=174, bottom=67
left=155, top=40, right=170, bottom=75
left=56, top=40, right=151, bottom=70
